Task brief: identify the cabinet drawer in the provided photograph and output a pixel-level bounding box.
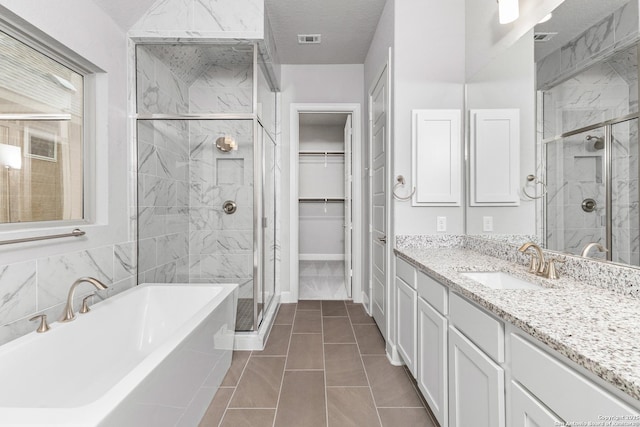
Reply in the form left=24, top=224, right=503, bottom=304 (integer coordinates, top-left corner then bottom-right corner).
left=449, top=293, right=504, bottom=363
left=511, top=333, right=639, bottom=422
left=417, top=271, right=448, bottom=315
left=396, top=257, right=416, bottom=289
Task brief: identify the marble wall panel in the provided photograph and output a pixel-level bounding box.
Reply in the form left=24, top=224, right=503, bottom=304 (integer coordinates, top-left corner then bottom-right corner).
left=0, top=242, right=137, bottom=346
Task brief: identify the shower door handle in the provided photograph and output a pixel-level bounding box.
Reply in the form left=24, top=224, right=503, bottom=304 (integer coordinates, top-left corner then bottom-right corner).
left=378, top=236, right=387, bottom=244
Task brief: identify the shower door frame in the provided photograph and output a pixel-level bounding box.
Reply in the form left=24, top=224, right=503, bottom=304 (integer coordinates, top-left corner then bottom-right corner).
left=542, top=112, right=640, bottom=260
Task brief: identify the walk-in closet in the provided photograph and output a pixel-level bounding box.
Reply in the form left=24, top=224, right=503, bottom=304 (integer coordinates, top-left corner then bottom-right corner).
left=298, top=113, right=352, bottom=299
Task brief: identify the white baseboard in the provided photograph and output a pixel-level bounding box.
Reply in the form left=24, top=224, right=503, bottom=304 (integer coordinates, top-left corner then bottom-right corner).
left=386, top=343, right=404, bottom=366
left=279, top=291, right=295, bottom=303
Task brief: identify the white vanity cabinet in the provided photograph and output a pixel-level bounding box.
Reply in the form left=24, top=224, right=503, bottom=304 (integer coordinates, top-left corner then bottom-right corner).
left=510, top=380, right=564, bottom=426
left=510, top=333, right=640, bottom=423
left=418, top=300, right=448, bottom=426
left=393, top=253, right=640, bottom=427
left=395, top=258, right=417, bottom=376
left=448, top=293, right=505, bottom=427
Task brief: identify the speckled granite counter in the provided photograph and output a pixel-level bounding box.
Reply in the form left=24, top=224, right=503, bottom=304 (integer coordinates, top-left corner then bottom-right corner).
left=394, top=246, right=640, bottom=404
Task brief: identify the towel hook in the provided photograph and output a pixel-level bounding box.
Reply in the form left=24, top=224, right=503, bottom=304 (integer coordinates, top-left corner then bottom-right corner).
left=392, top=175, right=416, bottom=201
left=522, top=174, right=547, bottom=200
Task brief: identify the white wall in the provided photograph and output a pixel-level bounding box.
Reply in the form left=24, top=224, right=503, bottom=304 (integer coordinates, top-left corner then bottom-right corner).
left=465, top=30, right=537, bottom=235
left=393, top=0, right=466, bottom=235
left=465, top=0, right=565, bottom=79
left=0, top=0, right=133, bottom=344
left=280, top=64, right=364, bottom=301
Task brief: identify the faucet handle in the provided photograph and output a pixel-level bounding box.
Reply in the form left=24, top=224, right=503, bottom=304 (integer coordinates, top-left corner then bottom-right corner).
left=545, top=256, right=566, bottom=279
left=29, top=314, right=51, bottom=333
left=522, top=252, right=539, bottom=274
left=80, top=293, right=95, bottom=314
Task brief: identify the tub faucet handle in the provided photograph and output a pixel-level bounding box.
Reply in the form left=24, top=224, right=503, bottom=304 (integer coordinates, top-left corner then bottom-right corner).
left=29, top=314, right=51, bottom=333
left=80, top=293, right=95, bottom=314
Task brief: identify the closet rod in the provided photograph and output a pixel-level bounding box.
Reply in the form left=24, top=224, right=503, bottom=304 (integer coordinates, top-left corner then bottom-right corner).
left=299, top=151, right=345, bottom=155
left=299, top=198, right=345, bottom=202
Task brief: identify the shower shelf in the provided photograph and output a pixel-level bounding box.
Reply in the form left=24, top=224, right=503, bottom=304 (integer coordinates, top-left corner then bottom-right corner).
left=299, top=151, right=344, bottom=155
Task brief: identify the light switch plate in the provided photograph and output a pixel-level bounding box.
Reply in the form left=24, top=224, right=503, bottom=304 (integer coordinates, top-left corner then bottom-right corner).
left=437, top=216, right=447, bottom=232
left=483, top=216, right=494, bottom=232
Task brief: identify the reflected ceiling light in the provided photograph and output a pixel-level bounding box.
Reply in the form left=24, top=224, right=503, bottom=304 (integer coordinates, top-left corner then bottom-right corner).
left=498, top=0, right=519, bottom=24
left=0, top=143, right=22, bottom=170
left=538, top=13, right=553, bottom=24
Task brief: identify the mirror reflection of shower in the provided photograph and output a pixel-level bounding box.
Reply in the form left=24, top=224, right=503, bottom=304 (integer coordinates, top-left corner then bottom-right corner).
left=585, top=135, right=604, bottom=151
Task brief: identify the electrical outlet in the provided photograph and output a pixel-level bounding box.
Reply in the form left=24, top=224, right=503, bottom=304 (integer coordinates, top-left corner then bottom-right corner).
left=483, top=216, right=494, bottom=232
left=437, top=216, right=447, bottom=232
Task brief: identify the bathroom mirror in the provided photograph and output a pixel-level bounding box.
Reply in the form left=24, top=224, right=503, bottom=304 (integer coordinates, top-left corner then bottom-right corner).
left=465, top=0, right=640, bottom=268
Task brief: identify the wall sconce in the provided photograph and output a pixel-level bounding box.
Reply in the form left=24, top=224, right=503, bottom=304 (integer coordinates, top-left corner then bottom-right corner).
left=498, top=0, right=519, bottom=24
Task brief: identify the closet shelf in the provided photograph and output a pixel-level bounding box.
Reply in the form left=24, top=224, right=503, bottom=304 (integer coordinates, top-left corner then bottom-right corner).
left=299, top=197, right=345, bottom=202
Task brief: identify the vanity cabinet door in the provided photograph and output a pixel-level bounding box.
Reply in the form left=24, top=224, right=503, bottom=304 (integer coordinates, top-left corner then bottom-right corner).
left=418, top=297, right=448, bottom=427
left=449, top=326, right=505, bottom=427
left=511, top=380, right=564, bottom=427
left=396, top=277, right=417, bottom=376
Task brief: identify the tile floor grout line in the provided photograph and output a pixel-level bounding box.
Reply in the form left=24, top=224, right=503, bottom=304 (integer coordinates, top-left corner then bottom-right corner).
left=347, top=302, right=385, bottom=427
left=217, top=350, right=252, bottom=427
left=271, top=303, right=295, bottom=427
left=322, top=301, right=330, bottom=427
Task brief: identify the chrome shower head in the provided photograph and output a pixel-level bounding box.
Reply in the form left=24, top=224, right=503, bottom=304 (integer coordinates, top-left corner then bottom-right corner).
left=586, top=135, right=604, bottom=150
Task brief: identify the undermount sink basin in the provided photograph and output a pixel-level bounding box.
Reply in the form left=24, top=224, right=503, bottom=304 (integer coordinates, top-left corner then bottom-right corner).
left=460, top=271, right=545, bottom=290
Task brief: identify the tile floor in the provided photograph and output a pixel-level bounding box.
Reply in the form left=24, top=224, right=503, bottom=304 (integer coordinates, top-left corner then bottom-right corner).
left=199, top=300, right=437, bottom=427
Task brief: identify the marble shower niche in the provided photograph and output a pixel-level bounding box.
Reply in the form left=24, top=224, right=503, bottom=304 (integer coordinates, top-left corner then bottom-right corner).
left=135, top=43, right=277, bottom=332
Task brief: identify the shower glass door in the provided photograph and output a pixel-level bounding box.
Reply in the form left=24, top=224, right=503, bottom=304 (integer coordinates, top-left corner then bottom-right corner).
left=262, top=128, right=276, bottom=325
left=611, top=118, right=639, bottom=265
left=545, top=127, right=607, bottom=257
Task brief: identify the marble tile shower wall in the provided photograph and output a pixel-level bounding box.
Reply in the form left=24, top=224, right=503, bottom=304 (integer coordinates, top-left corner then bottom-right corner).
left=137, top=47, right=191, bottom=283
left=537, top=0, right=639, bottom=91
left=0, top=243, right=137, bottom=345
left=187, top=122, right=254, bottom=299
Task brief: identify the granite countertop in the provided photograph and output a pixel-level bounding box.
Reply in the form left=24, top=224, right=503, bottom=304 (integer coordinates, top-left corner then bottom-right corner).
left=394, top=246, right=640, bottom=403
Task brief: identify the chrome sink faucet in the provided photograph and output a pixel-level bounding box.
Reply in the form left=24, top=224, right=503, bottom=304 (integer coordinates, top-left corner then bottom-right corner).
left=59, top=277, right=108, bottom=322
left=518, top=242, right=546, bottom=275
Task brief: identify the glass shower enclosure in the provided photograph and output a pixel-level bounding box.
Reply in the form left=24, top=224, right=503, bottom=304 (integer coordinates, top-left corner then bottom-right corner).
left=134, top=43, right=277, bottom=331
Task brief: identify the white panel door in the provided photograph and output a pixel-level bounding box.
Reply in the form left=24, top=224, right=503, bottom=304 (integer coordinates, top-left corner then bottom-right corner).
left=418, top=297, right=448, bottom=427
left=470, top=109, right=520, bottom=205
left=396, top=277, right=417, bottom=376
left=510, top=381, right=564, bottom=427
left=449, top=326, right=505, bottom=427
left=370, top=64, right=388, bottom=338
left=344, top=115, right=352, bottom=298
left=412, top=110, right=461, bottom=206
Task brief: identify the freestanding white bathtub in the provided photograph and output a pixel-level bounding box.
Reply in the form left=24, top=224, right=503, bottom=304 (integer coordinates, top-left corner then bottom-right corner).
left=0, top=282, right=238, bottom=426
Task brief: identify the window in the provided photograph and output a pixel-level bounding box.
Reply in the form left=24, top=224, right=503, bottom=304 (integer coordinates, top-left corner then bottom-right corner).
left=0, top=28, right=84, bottom=224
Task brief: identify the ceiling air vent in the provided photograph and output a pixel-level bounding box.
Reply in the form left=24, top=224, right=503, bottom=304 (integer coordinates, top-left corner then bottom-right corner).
left=298, top=34, right=321, bottom=44
left=534, top=32, right=558, bottom=42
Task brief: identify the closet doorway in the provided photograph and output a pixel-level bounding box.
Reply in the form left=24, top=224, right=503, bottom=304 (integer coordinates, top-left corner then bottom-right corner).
left=290, top=104, right=362, bottom=302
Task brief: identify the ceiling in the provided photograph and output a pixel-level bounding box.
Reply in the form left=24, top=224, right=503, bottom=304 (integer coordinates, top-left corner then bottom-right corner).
left=264, top=0, right=387, bottom=64
left=92, top=0, right=387, bottom=65
left=534, top=0, right=630, bottom=61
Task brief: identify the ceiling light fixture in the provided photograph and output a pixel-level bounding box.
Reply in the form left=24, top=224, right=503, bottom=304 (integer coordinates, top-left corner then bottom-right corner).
left=498, top=0, right=519, bottom=24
